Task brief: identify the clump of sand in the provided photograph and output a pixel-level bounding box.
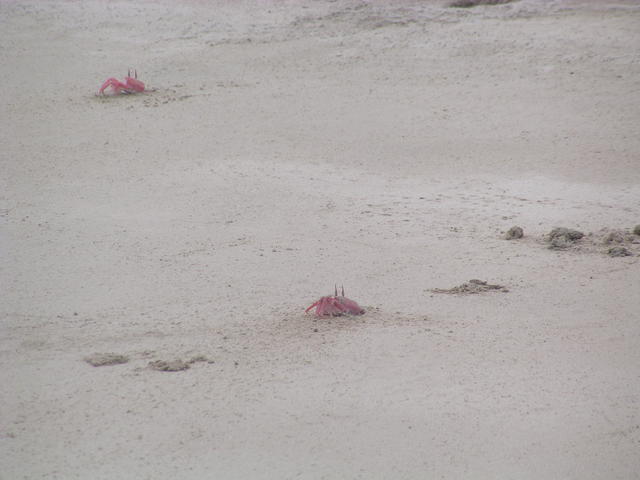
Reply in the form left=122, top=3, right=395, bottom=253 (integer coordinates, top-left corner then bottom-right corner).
left=188, top=355, right=213, bottom=364
left=608, top=246, right=632, bottom=257
left=601, top=228, right=638, bottom=245
left=148, top=355, right=213, bottom=372
left=450, top=0, right=516, bottom=8
left=546, top=227, right=584, bottom=249
left=431, top=279, right=509, bottom=295
left=602, top=230, right=626, bottom=244
left=84, top=353, right=129, bottom=367
left=600, top=225, right=640, bottom=245
left=505, top=226, right=524, bottom=240
left=539, top=227, right=638, bottom=256
left=595, top=228, right=639, bottom=257
left=149, top=360, right=190, bottom=372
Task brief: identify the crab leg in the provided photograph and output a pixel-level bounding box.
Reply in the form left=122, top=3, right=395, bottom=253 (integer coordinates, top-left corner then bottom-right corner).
left=305, top=300, right=320, bottom=313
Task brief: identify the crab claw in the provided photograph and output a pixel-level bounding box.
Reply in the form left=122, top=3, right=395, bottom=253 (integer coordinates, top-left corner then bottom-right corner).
left=305, top=300, right=320, bottom=313
left=99, top=77, right=125, bottom=95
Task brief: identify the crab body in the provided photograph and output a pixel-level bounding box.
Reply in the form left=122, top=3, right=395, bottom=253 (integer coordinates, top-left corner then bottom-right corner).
left=306, top=286, right=365, bottom=317
left=99, top=69, right=145, bottom=95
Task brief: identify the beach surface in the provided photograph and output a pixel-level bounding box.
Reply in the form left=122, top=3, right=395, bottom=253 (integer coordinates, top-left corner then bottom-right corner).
left=1, top=0, right=640, bottom=478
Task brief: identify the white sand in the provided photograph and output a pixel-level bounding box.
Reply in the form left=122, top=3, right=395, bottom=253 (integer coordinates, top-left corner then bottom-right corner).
left=2, top=0, right=640, bottom=478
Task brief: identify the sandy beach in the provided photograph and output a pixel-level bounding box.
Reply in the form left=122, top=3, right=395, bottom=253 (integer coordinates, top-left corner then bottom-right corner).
left=2, top=0, right=640, bottom=478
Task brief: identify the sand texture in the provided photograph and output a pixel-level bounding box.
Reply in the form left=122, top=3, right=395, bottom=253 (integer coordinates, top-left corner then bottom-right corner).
left=2, top=0, right=640, bottom=478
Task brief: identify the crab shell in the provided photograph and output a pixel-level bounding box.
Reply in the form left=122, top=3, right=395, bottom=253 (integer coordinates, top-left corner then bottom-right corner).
left=305, top=295, right=365, bottom=317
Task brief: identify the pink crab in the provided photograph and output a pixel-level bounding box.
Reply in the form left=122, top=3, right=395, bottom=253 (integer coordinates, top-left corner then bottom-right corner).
left=98, top=69, right=145, bottom=95
left=305, top=285, right=365, bottom=317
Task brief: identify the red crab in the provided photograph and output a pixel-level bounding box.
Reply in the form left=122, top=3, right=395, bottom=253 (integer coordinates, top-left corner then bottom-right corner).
left=98, top=69, right=145, bottom=95
left=305, top=286, right=365, bottom=317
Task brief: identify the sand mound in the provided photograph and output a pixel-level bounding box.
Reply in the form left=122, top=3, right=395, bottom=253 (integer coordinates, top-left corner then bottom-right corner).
left=450, top=0, right=516, bottom=8
left=149, top=360, right=190, bottom=372
left=505, top=226, right=524, bottom=240
left=148, top=355, right=212, bottom=372
left=546, top=227, right=584, bottom=249
left=84, top=353, right=129, bottom=367
left=608, top=246, right=632, bottom=257
left=431, top=279, right=509, bottom=295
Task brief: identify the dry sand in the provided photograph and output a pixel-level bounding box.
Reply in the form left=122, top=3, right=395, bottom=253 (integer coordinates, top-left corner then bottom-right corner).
left=2, top=0, right=640, bottom=478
